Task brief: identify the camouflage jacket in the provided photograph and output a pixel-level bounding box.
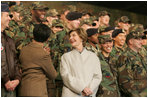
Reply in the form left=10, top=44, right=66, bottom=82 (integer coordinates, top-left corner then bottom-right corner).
left=85, top=42, right=100, bottom=56
left=110, top=45, right=127, bottom=77
left=97, top=52, right=120, bottom=97
left=5, top=20, right=27, bottom=51
left=117, top=47, right=147, bottom=97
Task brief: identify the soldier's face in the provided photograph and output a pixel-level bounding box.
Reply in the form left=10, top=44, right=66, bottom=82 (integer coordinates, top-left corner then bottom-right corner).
left=33, top=9, right=46, bottom=21
left=101, top=41, right=113, bottom=53
left=113, top=33, right=126, bottom=47
left=88, top=33, right=99, bottom=44
left=118, top=22, right=130, bottom=31
left=131, top=38, right=142, bottom=51
left=69, top=31, right=83, bottom=48
left=69, top=19, right=80, bottom=29
left=1, top=12, right=11, bottom=30
left=99, top=15, right=110, bottom=26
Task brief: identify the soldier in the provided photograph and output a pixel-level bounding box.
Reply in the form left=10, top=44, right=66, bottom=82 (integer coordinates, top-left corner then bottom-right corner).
left=1, top=3, right=21, bottom=97
left=60, top=5, right=76, bottom=23
left=115, top=16, right=131, bottom=34
left=80, top=18, right=94, bottom=31
left=110, top=29, right=127, bottom=76
left=85, top=28, right=100, bottom=55
left=117, top=25, right=147, bottom=97
left=26, top=1, right=49, bottom=42
left=96, top=35, right=120, bottom=97
left=5, top=5, right=26, bottom=52
left=99, top=26, right=115, bottom=37
left=66, top=11, right=82, bottom=31
left=45, top=9, right=59, bottom=27
left=81, top=12, right=92, bottom=20
left=98, top=10, right=110, bottom=27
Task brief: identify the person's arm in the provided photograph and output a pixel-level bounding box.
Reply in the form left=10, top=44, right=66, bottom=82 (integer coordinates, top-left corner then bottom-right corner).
left=38, top=54, right=58, bottom=80
left=60, top=55, right=86, bottom=94
left=88, top=56, right=102, bottom=95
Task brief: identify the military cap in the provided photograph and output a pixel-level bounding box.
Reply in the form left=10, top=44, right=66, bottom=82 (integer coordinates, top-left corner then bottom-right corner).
left=1, top=3, right=9, bottom=12
left=67, top=5, right=76, bottom=12
left=99, top=26, right=115, bottom=33
left=31, top=1, right=49, bottom=10
left=126, top=25, right=144, bottom=43
left=10, top=5, right=23, bottom=12
left=98, top=35, right=112, bottom=44
left=86, top=28, right=98, bottom=37
left=46, top=9, right=58, bottom=17
left=112, top=29, right=125, bottom=38
left=52, top=19, right=64, bottom=28
left=66, top=11, right=82, bottom=21
left=99, top=10, right=110, bottom=17
left=80, top=18, right=93, bottom=26
left=119, top=16, right=131, bottom=23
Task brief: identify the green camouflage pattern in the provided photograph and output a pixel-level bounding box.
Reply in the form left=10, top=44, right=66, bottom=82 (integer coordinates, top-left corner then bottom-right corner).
left=110, top=44, right=127, bottom=77
left=46, top=9, right=59, bottom=17
left=52, top=19, right=64, bottom=27
left=10, top=5, right=23, bottom=12
left=117, top=47, right=147, bottom=97
left=99, top=10, right=110, bottom=17
left=98, top=34, right=112, bottom=44
left=31, top=1, right=48, bottom=10
left=85, top=42, right=100, bottom=55
left=118, top=16, right=130, bottom=23
left=96, top=52, right=120, bottom=97
left=80, top=18, right=93, bottom=26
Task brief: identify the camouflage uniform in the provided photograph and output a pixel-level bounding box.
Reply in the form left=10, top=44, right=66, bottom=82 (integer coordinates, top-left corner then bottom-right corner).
left=110, top=44, right=127, bottom=77
left=96, top=35, right=120, bottom=97
left=47, top=19, right=71, bottom=97
left=117, top=25, right=147, bottom=97
left=117, top=48, right=147, bottom=97
left=85, top=42, right=100, bottom=56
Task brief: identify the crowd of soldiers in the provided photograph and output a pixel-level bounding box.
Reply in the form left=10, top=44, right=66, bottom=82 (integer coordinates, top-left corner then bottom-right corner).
left=1, top=1, right=147, bottom=97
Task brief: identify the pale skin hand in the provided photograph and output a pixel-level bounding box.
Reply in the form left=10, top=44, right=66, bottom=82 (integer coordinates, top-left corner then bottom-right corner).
left=82, top=87, right=93, bottom=96
left=5, top=80, right=20, bottom=91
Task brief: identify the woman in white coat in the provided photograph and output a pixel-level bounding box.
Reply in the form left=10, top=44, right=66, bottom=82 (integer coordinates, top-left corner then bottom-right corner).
left=60, top=28, right=102, bottom=97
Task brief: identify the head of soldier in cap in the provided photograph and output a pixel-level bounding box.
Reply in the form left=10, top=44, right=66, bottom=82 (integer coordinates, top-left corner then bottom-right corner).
left=80, top=18, right=93, bottom=31
left=60, top=5, right=76, bottom=22
left=98, top=10, right=110, bottom=27
left=46, top=9, right=59, bottom=26
left=98, top=35, right=113, bottom=57
left=99, top=26, right=115, bottom=38
left=81, top=11, right=92, bottom=20
left=86, top=28, right=99, bottom=45
left=68, top=28, right=87, bottom=51
left=126, top=24, right=144, bottom=52
left=66, top=11, right=82, bottom=30
left=117, top=16, right=131, bottom=34
left=112, top=29, right=126, bottom=48
left=31, top=1, right=49, bottom=24
left=10, top=5, right=23, bottom=22
left=1, top=3, right=11, bottom=32
left=51, top=19, right=64, bottom=34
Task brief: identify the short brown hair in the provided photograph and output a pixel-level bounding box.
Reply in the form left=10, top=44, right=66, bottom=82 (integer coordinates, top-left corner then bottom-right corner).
left=69, top=28, right=87, bottom=46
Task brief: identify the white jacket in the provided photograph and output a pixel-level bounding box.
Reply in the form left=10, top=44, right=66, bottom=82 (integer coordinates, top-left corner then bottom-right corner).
left=60, top=48, right=102, bottom=97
